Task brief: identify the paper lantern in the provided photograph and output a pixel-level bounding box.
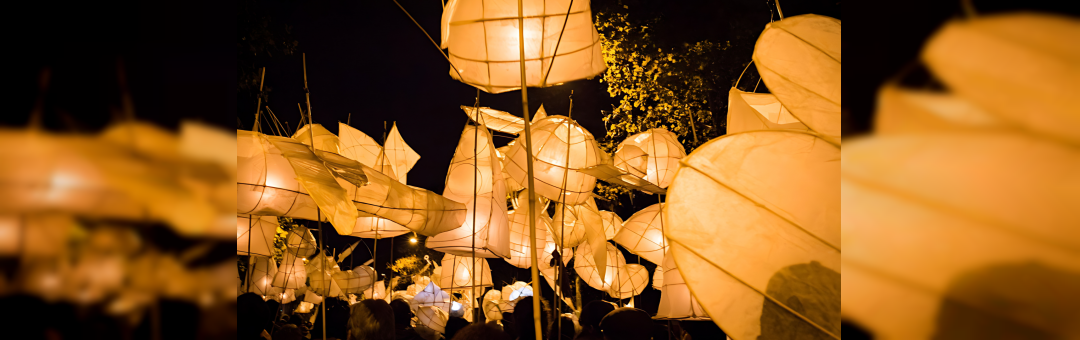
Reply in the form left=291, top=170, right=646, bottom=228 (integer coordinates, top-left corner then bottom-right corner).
left=549, top=204, right=587, bottom=249
left=462, top=106, right=526, bottom=135
left=416, top=305, right=449, bottom=334
left=503, top=117, right=604, bottom=204
left=872, top=84, right=1008, bottom=135
left=573, top=242, right=626, bottom=291
left=612, top=203, right=667, bottom=265
left=333, top=266, right=374, bottom=295
left=502, top=281, right=533, bottom=302
left=613, top=145, right=647, bottom=178
left=665, top=131, right=838, bottom=337
left=246, top=256, right=278, bottom=296
left=285, top=226, right=318, bottom=258
left=607, top=263, right=648, bottom=299
left=383, top=123, right=420, bottom=183
left=726, top=87, right=809, bottom=134
left=439, top=254, right=492, bottom=291
left=842, top=133, right=1080, bottom=339
left=363, top=280, right=387, bottom=300
left=272, top=254, right=308, bottom=289
left=482, top=289, right=504, bottom=320
left=292, top=123, right=340, bottom=154
left=337, top=123, right=397, bottom=180
left=412, top=282, right=452, bottom=313
left=295, top=301, right=315, bottom=314
left=652, top=264, right=663, bottom=290
left=655, top=253, right=708, bottom=320
left=507, top=209, right=553, bottom=268
left=753, top=14, right=841, bottom=144
left=443, top=0, right=605, bottom=94
left=349, top=212, right=411, bottom=239
left=304, top=291, right=324, bottom=304
left=616, top=128, right=686, bottom=188
left=598, top=211, right=622, bottom=241
left=921, top=13, right=1080, bottom=145
left=426, top=126, right=510, bottom=258
left=236, top=215, right=278, bottom=257
left=552, top=199, right=610, bottom=277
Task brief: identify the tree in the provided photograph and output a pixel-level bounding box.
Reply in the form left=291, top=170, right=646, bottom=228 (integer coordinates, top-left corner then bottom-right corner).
left=238, top=0, right=299, bottom=123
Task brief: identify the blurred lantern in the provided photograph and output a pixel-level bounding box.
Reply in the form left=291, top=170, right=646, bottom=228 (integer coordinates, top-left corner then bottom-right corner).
left=651, top=264, right=663, bottom=290
left=412, top=282, right=452, bottom=313
left=598, top=211, right=623, bottom=241
left=612, top=203, right=667, bottom=265
left=872, top=84, right=1005, bottom=135
left=246, top=256, right=278, bottom=296
left=655, top=253, right=708, bottom=320
left=842, top=133, right=1080, bottom=339
left=416, top=305, right=449, bottom=335
left=295, top=301, right=315, bottom=314
left=337, top=123, right=396, bottom=180
left=615, top=128, right=686, bottom=188
left=382, top=123, right=421, bottom=184
left=292, top=123, right=341, bottom=154
left=441, top=0, right=605, bottom=94
left=502, top=281, right=533, bottom=303
left=503, top=117, right=604, bottom=205
left=573, top=242, right=626, bottom=291
left=236, top=215, right=278, bottom=257
left=921, top=13, right=1080, bottom=145
left=363, top=280, right=387, bottom=300
left=726, top=88, right=809, bottom=134
left=285, top=226, right=318, bottom=258
left=482, top=289, right=504, bottom=320
left=607, top=263, right=649, bottom=299
left=334, top=266, right=375, bottom=295
left=753, top=14, right=841, bottom=144
left=0, top=214, right=75, bottom=258
left=439, top=255, right=492, bottom=291
left=665, top=131, right=839, bottom=337
left=426, top=125, right=510, bottom=258
left=272, top=254, right=308, bottom=289
left=304, top=291, right=324, bottom=304
left=506, top=209, right=553, bottom=268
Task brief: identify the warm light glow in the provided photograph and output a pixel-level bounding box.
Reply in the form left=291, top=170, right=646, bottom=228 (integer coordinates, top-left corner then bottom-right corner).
left=410, top=237, right=418, bottom=244
left=451, top=301, right=462, bottom=311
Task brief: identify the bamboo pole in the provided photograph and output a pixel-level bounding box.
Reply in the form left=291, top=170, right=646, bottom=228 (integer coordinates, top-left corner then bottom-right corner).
left=254, top=67, right=266, bottom=132
left=516, top=0, right=543, bottom=338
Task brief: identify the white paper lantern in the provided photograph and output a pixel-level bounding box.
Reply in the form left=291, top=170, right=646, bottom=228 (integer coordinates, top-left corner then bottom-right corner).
left=332, top=267, right=373, bottom=295
left=482, top=289, right=504, bottom=320
left=349, top=212, right=411, bottom=239
left=652, top=264, right=663, bottom=290
left=416, top=305, right=449, bottom=334
left=442, top=0, right=606, bottom=94
left=872, top=84, right=1005, bottom=135
left=295, top=301, right=315, bottom=314
left=503, top=117, right=604, bottom=205
left=753, top=14, right=841, bottom=144
left=246, top=256, right=277, bottom=296
left=549, top=204, right=587, bottom=249
left=725, top=87, right=809, bottom=134
left=665, top=131, right=838, bottom=337
left=272, top=254, right=307, bottom=289
left=237, top=215, right=278, bottom=257
left=607, top=263, right=649, bottom=299
left=613, top=145, right=647, bottom=178
left=439, top=254, right=492, bottom=291
left=598, top=211, right=623, bottom=241
left=363, top=280, right=387, bottom=300
left=507, top=209, right=554, bottom=268
left=615, top=128, right=686, bottom=188
left=337, top=123, right=396, bottom=181
left=426, top=126, right=511, bottom=258
left=412, top=282, right=452, bottom=313
left=573, top=242, right=626, bottom=291
left=612, top=203, right=667, bottom=265
left=285, top=226, right=318, bottom=258
left=292, top=124, right=340, bottom=154
left=655, top=253, right=708, bottom=320
left=383, top=123, right=421, bottom=184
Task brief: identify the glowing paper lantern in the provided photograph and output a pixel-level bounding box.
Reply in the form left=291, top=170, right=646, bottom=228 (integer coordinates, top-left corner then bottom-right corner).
left=292, top=123, right=340, bottom=154
left=237, top=215, right=278, bottom=257
left=655, top=253, right=708, bottom=320
left=873, top=84, right=1006, bottom=135
left=652, top=264, right=663, bottom=290
left=726, top=87, right=809, bottom=134
left=462, top=106, right=526, bottom=135
left=612, top=203, right=667, bottom=265
left=246, top=256, right=277, bottom=296
left=552, top=199, right=609, bottom=277
left=272, top=254, right=307, bottom=289
left=607, top=264, right=649, bottom=299
left=573, top=242, right=626, bottom=291
left=439, top=254, right=492, bottom=291
left=285, top=226, right=318, bottom=258
left=482, top=289, right=504, bottom=320
left=613, top=145, right=647, bottom=178
left=842, top=133, right=1080, bottom=339
left=363, top=280, right=387, bottom=300
left=503, top=117, right=604, bottom=204
left=296, top=301, right=315, bottom=313
left=383, top=123, right=420, bottom=183
left=549, top=204, right=587, bottom=249
left=338, top=123, right=396, bottom=181
left=598, top=211, right=622, bottom=241
left=416, top=305, right=449, bottom=334
left=412, top=282, right=452, bottom=313
left=616, top=128, right=686, bottom=188
left=921, top=13, right=1080, bottom=145
left=665, top=131, right=838, bottom=338
left=426, top=126, right=510, bottom=258
left=304, top=291, right=324, bottom=304
left=753, top=14, right=841, bottom=144
left=333, top=266, right=374, bottom=295
left=507, top=209, right=553, bottom=268
left=443, top=0, right=606, bottom=94
left=349, top=212, right=411, bottom=239
left=502, top=281, right=533, bottom=302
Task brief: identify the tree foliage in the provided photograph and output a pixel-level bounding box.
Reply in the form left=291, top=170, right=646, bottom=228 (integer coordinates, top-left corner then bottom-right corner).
left=238, top=0, right=299, bottom=116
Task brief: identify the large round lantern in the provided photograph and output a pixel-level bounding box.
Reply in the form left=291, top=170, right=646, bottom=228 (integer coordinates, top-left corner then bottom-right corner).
left=753, top=14, right=841, bottom=144
left=615, top=128, right=686, bottom=188
left=439, top=254, right=493, bottom=291
left=442, top=0, right=606, bottom=94
left=612, top=203, right=667, bottom=265
left=607, top=263, right=649, bottom=299
left=503, top=117, right=604, bottom=205
left=412, top=281, right=452, bottom=313
left=665, top=131, right=839, bottom=338
left=285, top=226, right=318, bottom=258
left=573, top=241, right=626, bottom=291
left=507, top=209, right=553, bottom=268
left=272, top=254, right=307, bottom=289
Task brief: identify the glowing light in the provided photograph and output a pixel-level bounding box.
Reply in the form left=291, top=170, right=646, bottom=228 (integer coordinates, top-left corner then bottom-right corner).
left=410, top=237, right=418, bottom=244
left=451, top=301, right=462, bottom=311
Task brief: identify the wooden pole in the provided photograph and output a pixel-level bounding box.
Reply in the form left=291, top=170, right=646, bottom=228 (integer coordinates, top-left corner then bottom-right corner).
left=517, top=0, right=543, bottom=338
left=301, top=53, right=327, bottom=340
left=254, top=67, right=266, bottom=132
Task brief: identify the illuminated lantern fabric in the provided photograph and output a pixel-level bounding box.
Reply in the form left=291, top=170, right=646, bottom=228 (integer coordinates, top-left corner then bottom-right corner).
left=347, top=160, right=467, bottom=237
left=412, top=282, right=452, bottom=313
left=349, top=212, right=411, bottom=239
left=753, top=14, right=841, bottom=144
left=272, top=254, right=307, bottom=289
left=502, top=281, right=533, bottom=303
left=246, top=256, right=277, bottom=296
left=506, top=209, right=553, bottom=268
left=549, top=204, right=587, bottom=249
left=333, top=266, right=374, bottom=295
left=442, top=0, right=606, bottom=94
left=607, top=263, right=649, bottom=299
left=573, top=242, right=626, bottom=291
left=872, top=84, right=1007, bottom=135
left=726, top=87, right=809, bottom=134
left=665, top=131, right=839, bottom=338
left=462, top=106, right=526, bottom=135
left=612, top=203, right=667, bottom=265
left=383, top=123, right=420, bottom=184
left=842, top=133, right=1080, bottom=339
left=613, top=145, right=647, bottom=178
left=306, top=253, right=344, bottom=298
left=304, top=291, right=324, bottom=304
left=616, top=128, right=686, bottom=188
left=295, top=301, right=315, bottom=313
left=426, top=126, right=510, bottom=258
left=285, top=226, right=318, bottom=258
left=599, top=211, right=622, bottom=240
left=363, top=280, right=387, bottom=300
left=416, top=305, right=449, bottom=334
left=292, top=123, right=340, bottom=154
left=439, top=254, right=492, bottom=291
left=237, top=215, right=278, bottom=257
left=503, top=116, right=604, bottom=205
left=921, top=13, right=1080, bottom=145
left=652, top=264, right=663, bottom=290
left=552, top=198, right=609, bottom=277
left=482, top=289, right=504, bottom=320
left=338, top=123, right=396, bottom=181
left=655, top=253, right=708, bottom=320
